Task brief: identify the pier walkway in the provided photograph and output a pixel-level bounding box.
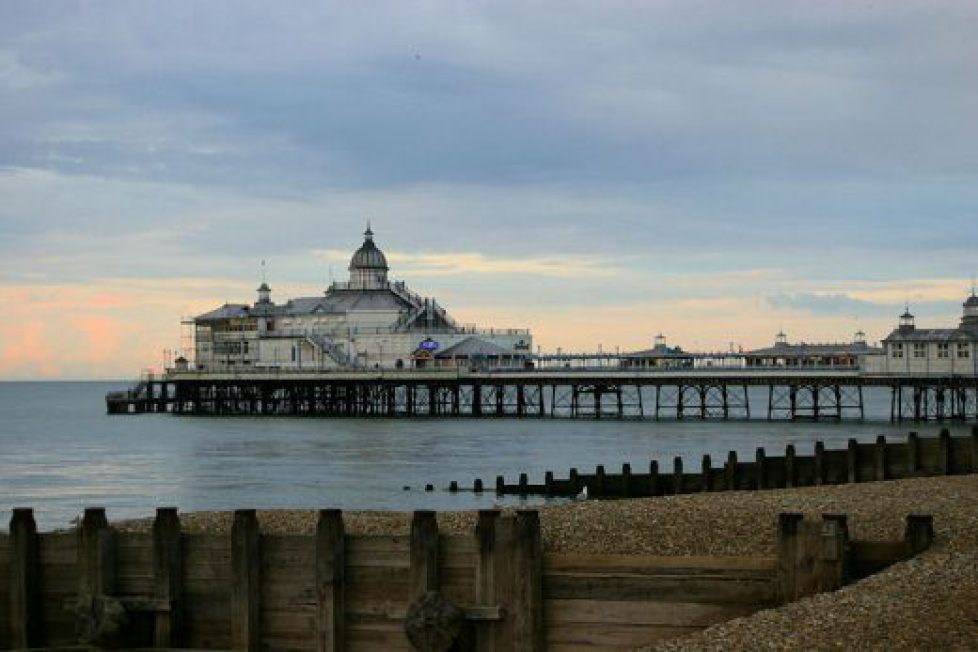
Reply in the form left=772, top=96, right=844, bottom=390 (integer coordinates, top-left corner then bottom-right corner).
left=106, top=368, right=978, bottom=422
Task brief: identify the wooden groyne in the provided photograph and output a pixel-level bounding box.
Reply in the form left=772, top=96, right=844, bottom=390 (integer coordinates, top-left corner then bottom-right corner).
left=0, top=507, right=932, bottom=651
left=474, top=427, right=978, bottom=499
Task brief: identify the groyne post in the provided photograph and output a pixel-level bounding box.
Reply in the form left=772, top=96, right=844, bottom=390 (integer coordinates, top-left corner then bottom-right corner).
left=9, top=508, right=40, bottom=649
left=231, top=509, right=261, bottom=651
left=153, top=507, right=183, bottom=647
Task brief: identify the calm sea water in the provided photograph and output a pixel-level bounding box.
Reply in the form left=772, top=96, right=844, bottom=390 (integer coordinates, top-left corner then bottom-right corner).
left=0, top=381, right=971, bottom=530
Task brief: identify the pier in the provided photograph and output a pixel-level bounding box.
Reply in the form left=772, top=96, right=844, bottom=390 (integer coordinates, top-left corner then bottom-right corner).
left=106, top=368, right=978, bottom=422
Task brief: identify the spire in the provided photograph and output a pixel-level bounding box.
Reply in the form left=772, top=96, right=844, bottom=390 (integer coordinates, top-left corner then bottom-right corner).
left=364, top=221, right=373, bottom=241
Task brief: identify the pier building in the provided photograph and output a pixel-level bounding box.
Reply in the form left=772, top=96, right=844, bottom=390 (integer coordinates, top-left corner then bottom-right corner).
left=745, top=330, right=880, bottom=368
left=191, top=226, right=532, bottom=371
left=864, top=292, right=978, bottom=376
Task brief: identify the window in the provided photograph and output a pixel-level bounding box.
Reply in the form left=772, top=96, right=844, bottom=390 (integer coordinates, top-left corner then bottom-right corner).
left=913, top=343, right=926, bottom=358
left=937, top=343, right=950, bottom=359
left=890, top=343, right=904, bottom=359
left=958, top=343, right=971, bottom=359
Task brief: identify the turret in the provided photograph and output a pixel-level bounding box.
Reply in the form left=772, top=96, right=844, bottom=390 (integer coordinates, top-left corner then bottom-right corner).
left=257, top=282, right=271, bottom=305
left=899, top=306, right=915, bottom=333
left=962, top=289, right=978, bottom=329
left=775, top=330, right=788, bottom=347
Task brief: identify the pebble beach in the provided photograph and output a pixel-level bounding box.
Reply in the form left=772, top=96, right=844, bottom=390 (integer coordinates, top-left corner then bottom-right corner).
left=119, top=474, right=978, bottom=649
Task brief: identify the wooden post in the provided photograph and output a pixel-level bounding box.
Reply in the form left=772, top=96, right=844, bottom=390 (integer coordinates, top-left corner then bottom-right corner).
left=818, top=514, right=849, bottom=592
left=9, top=508, right=40, bottom=649
left=874, top=435, right=887, bottom=481
left=906, top=431, right=919, bottom=476
left=544, top=471, right=554, bottom=497
left=518, top=473, right=528, bottom=496
left=904, top=514, right=934, bottom=557
left=492, top=515, right=516, bottom=651
left=231, top=509, right=260, bottom=651
left=153, top=507, right=183, bottom=647
left=814, top=441, right=825, bottom=486
left=594, top=465, right=605, bottom=497
left=474, top=478, right=484, bottom=494
left=475, top=510, right=499, bottom=652
left=621, top=463, right=632, bottom=498
left=777, top=512, right=804, bottom=603
left=701, top=455, right=712, bottom=492
left=673, top=456, right=683, bottom=494
left=846, top=438, right=858, bottom=483
left=496, top=476, right=505, bottom=495
left=785, top=445, right=796, bottom=488
left=79, top=507, right=114, bottom=597
left=410, top=511, right=439, bottom=600
left=971, top=427, right=978, bottom=472
left=569, top=468, right=579, bottom=494
left=755, top=447, right=766, bottom=490
left=726, top=451, right=738, bottom=490
left=938, top=428, right=951, bottom=475
left=512, top=511, right=543, bottom=652
left=648, top=460, right=659, bottom=496
left=316, top=509, right=345, bottom=652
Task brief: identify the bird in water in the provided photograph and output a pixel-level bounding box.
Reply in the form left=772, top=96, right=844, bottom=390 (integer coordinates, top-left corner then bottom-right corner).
left=575, top=485, right=589, bottom=501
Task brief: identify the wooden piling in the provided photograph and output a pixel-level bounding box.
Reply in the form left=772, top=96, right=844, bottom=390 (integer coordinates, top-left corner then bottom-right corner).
left=755, top=448, right=766, bottom=490
left=594, top=465, right=606, bottom=496
left=785, top=445, right=796, bottom=488
left=818, top=514, right=850, bottom=592
left=475, top=510, right=499, bottom=651
left=776, top=512, right=804, bottom=602
left=78, top=507, right=114, bottom=598
left=906, top=432, right=919, bottom=475
left=814, top=441, right=825, bottom=486
left=701, top=455, right=712, bottom=492
left=673, top=456, right=683, bottom=494
left=938, top=428, right=951, bottom=474
left=621, top=463, right=632, bottom=498
left=874, top=435, right=887, bottom=481
left=410, top=511, right=439, bottom=600
left=726, top=451, right=738, bottom=490
left=904, top=514, right=934, bottom=557
left=9, top=508, right=40, bottom=649
left=316, top=509, right=345, bottom=652
left=231, top=509, right=261, bottom=651
left=153, top=507, right=183, bottom=647
left=544, top=471, right=554, bottom=497
left=512, top=511, right=543, bottom=651
left=846, top=439, right=858, bottom=483
left=648, top=460, right=659, bottom=496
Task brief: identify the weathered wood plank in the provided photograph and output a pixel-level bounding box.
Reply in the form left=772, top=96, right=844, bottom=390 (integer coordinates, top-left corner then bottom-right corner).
left=9, top=508, right=40, bottom=648
left=543, top=573, right=778, bottom=604
left=545, top=554, right=777, bottom=573
left=346, top=536, right=409, bottom=568
left=230, top=509, right=260, bottom=651
left=545, top=622, right=699, bottom=647
left=513, top=510, right=544, bottom=651
left=544, top=598, right=764, bottom=627
left=409, top=510, right=439, bottom=601
left=315, top=509, right=344, bottom=652
left=153, top=507, right=184, bottom=647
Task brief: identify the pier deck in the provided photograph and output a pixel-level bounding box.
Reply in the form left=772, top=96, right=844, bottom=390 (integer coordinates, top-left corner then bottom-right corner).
left=107, top=369, right=978, bottom=422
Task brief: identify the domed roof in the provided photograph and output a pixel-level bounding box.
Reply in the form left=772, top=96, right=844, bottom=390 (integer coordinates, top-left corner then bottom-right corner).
left=965, top=293, right=978, bottom=308
left=349, top=225, right=388, bottom=271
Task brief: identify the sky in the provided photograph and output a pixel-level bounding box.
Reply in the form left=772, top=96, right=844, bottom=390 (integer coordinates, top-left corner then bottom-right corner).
left=2, top=1, right=977, bottom=379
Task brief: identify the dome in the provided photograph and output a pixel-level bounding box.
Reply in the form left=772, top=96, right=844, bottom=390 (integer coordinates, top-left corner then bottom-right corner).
left=964, top=294, right=978, bottom=308
left=349, top=225, right=388, bottom=271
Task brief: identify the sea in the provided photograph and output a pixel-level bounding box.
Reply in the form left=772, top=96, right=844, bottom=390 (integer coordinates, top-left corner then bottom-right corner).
left=1, top=381, right=972, bottom=531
